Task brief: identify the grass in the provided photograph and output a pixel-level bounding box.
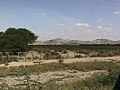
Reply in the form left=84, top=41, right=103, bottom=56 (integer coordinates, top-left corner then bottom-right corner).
left=0, top=61, right=119, bottom=90
left=0, top=61, right=117, bottom=77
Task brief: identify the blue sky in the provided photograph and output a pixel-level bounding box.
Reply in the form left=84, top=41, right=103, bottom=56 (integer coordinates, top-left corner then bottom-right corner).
left=0, top=0, right=120, bottom=40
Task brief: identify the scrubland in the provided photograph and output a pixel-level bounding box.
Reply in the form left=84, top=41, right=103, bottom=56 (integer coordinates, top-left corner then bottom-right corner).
left=0, top=45, right=120, bottom=90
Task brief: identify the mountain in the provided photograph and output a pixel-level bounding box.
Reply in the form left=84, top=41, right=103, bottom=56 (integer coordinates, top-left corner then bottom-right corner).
left=43, top=38, right=68, bottom=45
left=92, top=39, right=117, bottom=44
left=32, top=38, right=120, bottom=45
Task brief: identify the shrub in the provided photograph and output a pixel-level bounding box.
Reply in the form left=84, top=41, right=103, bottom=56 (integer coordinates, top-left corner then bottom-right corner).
left=4, top=63, right=9, bottom=66
left=74, top=55, right=83, bottom=58
left=58, top=59, right=64, bottom=64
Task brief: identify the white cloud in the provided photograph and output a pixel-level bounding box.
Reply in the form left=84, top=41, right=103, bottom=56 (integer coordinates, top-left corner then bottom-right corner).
left=97, top=17, right=103, bottom=23
left=48, top=32, right=55, bottom=35
left=110, top=24, right=112, bottom=26
left=97, top=17, right=113, bottom=35
left=74, top=23, right=90, bottom=27
left=97, top=25, right=113, bottom=34
left=104, top=27, right=113, bottom=33
left=87, top=30, right=92, bottom=32
left=59, top=30, right=65, bottom=35
left=74, top=22, right=91, bottom=30
left=114, top=11, right=120, bottom=15
left=58, top=24, right=65, bottom=26
left=97, top=26, right=102, bottom=30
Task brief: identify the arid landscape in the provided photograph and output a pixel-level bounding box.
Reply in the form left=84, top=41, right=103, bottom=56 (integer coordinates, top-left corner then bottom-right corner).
left=0, top=0, right=120, bottom=90
left=0, top=44, right=120, bottom=90
left=1, top=54, right=120, bottom=67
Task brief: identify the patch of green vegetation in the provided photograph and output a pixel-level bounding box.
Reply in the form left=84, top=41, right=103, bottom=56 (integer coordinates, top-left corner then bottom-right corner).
left=30, top=45, right=120, bottom=57
left=0, top=61, right=118, bottom=77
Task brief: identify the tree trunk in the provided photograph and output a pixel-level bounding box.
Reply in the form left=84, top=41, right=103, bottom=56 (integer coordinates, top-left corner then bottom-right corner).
left=0, top=52, right=3, bottom=63
left=113, top=74, right=120, bottom=90
left=6, top=52, right=10, bottom=62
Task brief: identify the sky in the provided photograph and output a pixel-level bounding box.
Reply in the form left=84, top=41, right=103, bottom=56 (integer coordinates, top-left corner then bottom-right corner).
left=0, top=0, right=120, bottom=41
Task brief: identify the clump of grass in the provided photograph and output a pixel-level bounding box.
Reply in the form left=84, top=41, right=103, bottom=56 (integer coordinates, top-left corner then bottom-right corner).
left=58, top=59, right=64, bottom=64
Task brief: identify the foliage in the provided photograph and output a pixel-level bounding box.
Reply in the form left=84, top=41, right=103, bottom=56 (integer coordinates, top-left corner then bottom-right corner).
left=30, top=45, right=120, bottom=57
left=0, top=28, right=37, bottom=52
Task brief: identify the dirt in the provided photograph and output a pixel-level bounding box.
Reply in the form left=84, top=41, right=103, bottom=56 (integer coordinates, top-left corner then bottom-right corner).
left=0, top=56, right=120, bottom=67
left=0, top=70, right=106, bottom=86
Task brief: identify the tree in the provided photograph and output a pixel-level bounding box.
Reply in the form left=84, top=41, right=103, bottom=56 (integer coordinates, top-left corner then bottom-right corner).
left=0, top=28, right=38, bottom=52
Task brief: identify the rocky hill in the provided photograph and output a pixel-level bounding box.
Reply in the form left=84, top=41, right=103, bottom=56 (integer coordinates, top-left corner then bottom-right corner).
left=32, top=38, right=120, bottom=45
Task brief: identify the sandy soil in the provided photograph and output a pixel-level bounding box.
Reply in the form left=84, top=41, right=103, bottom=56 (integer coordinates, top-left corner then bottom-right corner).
left=0, top=70, right=106, bottom=86
left=0, top=56, right=120, bottom=67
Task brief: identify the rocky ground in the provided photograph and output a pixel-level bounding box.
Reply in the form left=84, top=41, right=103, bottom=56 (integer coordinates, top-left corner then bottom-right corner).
left=0, top=70, right=106, bottom=86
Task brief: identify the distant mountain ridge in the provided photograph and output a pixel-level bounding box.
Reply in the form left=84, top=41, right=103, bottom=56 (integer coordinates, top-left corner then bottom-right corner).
left=33, top=38, right=120, bottom=45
